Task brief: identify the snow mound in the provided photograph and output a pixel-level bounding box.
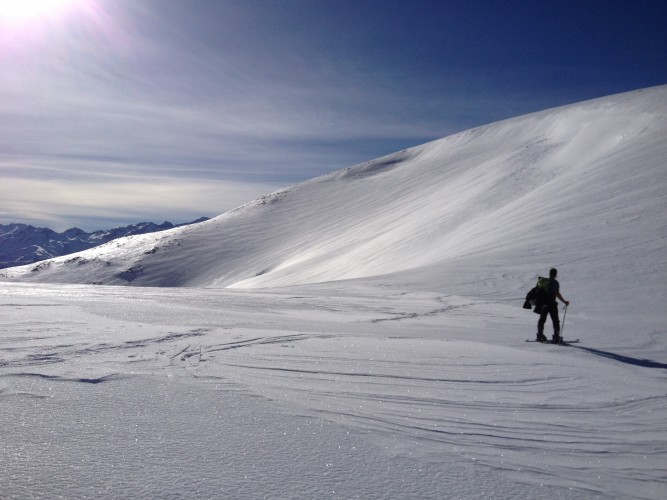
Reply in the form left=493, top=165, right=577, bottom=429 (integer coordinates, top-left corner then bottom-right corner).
left=2, top=86, right=666, bottom=291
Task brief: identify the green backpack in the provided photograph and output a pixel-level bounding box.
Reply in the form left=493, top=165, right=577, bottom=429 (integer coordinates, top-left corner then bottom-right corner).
left=535, top=276, right=554, bottom=304
left=523, top=277, right=552, bottom=311
left=536, top=276, right=550, bottom=294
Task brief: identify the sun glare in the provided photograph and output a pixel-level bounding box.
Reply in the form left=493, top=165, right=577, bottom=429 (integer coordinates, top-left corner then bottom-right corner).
left=0, top=0, right=81, bottom=25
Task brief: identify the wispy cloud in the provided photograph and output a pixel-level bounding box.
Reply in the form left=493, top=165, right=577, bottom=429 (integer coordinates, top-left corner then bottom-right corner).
left=2, top=0, right=665, bottom=229
left=0, top=159, right=280, bottom=231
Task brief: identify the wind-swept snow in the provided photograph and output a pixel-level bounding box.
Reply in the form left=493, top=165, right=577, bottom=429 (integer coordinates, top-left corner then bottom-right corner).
left=1, top=86, right=666, bottom=498
left=2, top=86, right=666, bottom=294
left=1, top=281, right=665, bottom=498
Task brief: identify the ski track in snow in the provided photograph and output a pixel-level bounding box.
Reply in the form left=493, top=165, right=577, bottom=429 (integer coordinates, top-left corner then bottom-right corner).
left=1, top=283, right=665, bottom=499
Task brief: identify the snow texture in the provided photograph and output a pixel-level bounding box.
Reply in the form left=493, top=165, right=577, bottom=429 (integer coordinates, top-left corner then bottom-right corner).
left=1, top=86, right=666, bottom=498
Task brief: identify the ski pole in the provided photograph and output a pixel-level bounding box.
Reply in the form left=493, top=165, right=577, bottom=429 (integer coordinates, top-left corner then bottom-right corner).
left=561, top=304, right=568, bottom=337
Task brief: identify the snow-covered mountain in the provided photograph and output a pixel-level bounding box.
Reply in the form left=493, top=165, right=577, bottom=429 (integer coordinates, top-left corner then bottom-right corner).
left=0, top=218, right=208, bottom=269
left=3, top=85, right=665, bottom=298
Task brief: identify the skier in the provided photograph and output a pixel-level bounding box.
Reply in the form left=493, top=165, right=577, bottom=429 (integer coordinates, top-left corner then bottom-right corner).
left=536, top=268, right=570, bottom=343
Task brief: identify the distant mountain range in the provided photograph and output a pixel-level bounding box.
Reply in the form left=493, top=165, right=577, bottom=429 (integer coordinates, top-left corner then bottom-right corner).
left=0, top=218, right=209, bottom=269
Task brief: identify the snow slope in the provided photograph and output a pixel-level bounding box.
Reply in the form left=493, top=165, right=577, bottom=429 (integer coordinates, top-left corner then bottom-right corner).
left=3, top=86, right=666, bottom=296
left=1, top=86, right=666, bottom=498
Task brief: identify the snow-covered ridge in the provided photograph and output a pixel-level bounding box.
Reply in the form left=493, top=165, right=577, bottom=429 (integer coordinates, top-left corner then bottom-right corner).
left=2, top=85, right=666, bottom=290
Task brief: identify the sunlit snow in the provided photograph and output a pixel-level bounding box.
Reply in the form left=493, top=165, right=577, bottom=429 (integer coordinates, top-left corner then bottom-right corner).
left=1, top=86, right=666, bottom=498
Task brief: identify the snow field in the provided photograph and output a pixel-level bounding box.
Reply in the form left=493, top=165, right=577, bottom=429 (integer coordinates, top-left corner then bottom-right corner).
left=1, top=281, right=665, bottom=498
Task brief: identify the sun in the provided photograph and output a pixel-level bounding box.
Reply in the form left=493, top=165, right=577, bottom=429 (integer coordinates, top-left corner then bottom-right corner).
left=0, top=0, right=81, bottom=25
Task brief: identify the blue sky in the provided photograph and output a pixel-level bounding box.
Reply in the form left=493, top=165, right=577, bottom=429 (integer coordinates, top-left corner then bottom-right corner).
left=1, top=0, right=666, bottom=231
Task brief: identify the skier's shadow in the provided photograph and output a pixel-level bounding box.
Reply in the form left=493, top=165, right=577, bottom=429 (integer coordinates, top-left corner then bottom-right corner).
left=570, top=345, right=667, bottom=369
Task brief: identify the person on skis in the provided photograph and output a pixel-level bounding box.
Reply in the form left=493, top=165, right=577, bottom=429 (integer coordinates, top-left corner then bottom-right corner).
left=536, top=268, right=570, bottom=343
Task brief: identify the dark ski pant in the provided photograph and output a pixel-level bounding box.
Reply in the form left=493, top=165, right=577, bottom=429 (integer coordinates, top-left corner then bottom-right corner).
left=537, top=302, right=560, bottom=335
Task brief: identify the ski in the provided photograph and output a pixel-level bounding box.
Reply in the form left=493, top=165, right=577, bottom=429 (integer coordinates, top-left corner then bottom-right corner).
left=526, top=338, right=580, bottom=344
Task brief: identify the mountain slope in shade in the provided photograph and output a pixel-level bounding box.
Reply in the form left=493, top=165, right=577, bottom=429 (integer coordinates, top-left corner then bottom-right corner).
left=2, top=86, right=665, bottom=297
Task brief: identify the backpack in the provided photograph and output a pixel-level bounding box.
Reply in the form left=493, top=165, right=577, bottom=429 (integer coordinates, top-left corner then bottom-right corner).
left=523, top=277, right=550, bottom=312
left=536, top=276, right=551, bottom=298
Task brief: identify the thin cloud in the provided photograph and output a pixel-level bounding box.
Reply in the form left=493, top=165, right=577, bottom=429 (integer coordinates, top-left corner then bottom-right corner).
left=2, top=1, right=665, bottom=229
left=0, top=167, right=281, bottom=231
